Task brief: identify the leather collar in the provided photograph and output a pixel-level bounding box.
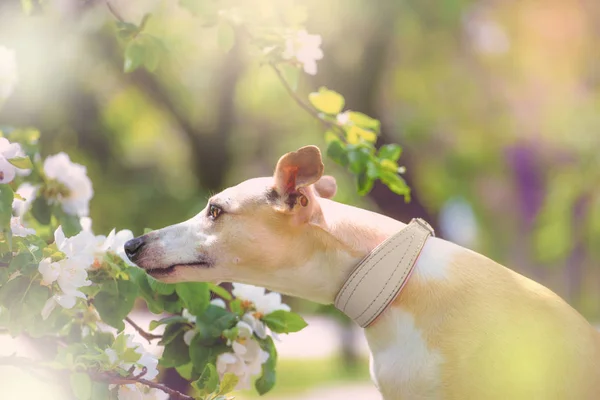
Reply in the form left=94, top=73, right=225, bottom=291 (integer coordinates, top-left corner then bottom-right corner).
left=335, top=218, right=434, bottom=328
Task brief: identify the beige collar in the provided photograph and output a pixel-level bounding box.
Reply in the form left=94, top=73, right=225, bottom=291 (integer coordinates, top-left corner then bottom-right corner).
left=335, top=218, right=434, bottom=328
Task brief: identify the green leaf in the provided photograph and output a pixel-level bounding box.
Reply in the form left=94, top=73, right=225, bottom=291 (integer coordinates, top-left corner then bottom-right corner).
left=176, top=282, right=210, bottom=316
left=189, top=336, right=223, bottom=372
left=70, top=372, right=92, bottom=400
left=124, top=40, right=146, bottom=73
left=380, top=171, right=410, bottom=199
left=149, top=315, right=188, bottom=331
left=175, top=363, right=195, bottom=380
left=207, top=283, right=232, bottom=300
left=141, top=35, right=164, bottom=72
left=308, top=87, right=345, bottom=115
left=347, top=125, right=376, bottom=144
left=147, top=275, right=176, bottom=295
left=217, top=23, right=235, bottom=53
left=348, top=111, right=381, bottom=133
left=0, top=184, right=14, bottom=229
left=53, top=206, right=82, bottom=237
left=378, top=144, right=402, bottom=162
left=31, top=196, right=51, bottom=225
left=229, top=299, right=243, bottom=316
left=94, top=279, right=139, bottom=331
left=262, top=310, right=308, bottom=334
left=347, top=147, right=371, bottom=174
left=218, top=372, right=239, bottom=395
left=90, top=382, right=110, bottom=400
left=192, top=363, right=219, bottom=394
left=357, top=171, right=374, bottom=196
left=160, top=324, right=190, bottom=368
left=255, top=336, right=277, bottom=395
left=326, top=139, right=349, bottom=167
left=195, top=305, right=237, bottom=341
left=8, top=156, right=32, bottom=169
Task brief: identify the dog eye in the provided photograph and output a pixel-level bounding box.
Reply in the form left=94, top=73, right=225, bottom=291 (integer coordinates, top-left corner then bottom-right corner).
left=209, top=204, right=222, bottom=220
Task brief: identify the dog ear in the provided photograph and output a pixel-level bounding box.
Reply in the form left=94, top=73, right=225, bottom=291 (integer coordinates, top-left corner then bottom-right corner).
left=271, top=146, right=326, bottom=226
left=273, top=146, right=324, bottom=195
left=314, top=175, right=337, bottom=199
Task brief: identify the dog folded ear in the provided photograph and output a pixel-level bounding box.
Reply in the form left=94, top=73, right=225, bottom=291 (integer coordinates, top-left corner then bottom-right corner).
left=274, top=145, right=324, bottom=195
left=314, top=175, right=337, bottom=199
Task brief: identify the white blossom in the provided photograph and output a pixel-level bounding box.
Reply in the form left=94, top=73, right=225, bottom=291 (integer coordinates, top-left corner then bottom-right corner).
left=43, top=152, right=93, bottom=217
left=99, top=228, right=135, bottom=265
left=183, top=329, right=197, bottom=346
left=105, top=348, right=118, bottom=365
left=182, top=308, right=196, bottom=324
left=282, top=30, right=323, bottom=75
left=210, top=298, right=226, bottom=309
left=0, top=138, right=27, bottom=184
left=217, top=337, right=269, bottom=389
left=121, top=335, right=160, bottom=380
left=232, top=283, right=290, bottom=315
left=13, top=183, right=38, bottom=216
left=10, top=216, right=35, bottom=237
left=242, top=312, right=267, bottom=340
left=0, top=46, right=18, bottom=103
left=106, top=336, right=164, bottom=399
left=336, top=111, right=350, bottom=125
left=38, top=226, right=98, bottom=319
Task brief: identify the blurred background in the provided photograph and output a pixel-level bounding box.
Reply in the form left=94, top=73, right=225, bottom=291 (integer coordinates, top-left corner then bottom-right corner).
left=1, top=0, right=599, bottom=398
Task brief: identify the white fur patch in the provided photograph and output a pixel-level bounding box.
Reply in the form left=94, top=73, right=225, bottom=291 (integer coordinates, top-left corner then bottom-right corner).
left=413, top=237, right=460, bottom=281
left=366, top=309, right=443, bottom=399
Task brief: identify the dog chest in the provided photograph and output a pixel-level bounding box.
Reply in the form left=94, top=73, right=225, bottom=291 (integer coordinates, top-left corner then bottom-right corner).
left=366, top=308, right=444, bottom=400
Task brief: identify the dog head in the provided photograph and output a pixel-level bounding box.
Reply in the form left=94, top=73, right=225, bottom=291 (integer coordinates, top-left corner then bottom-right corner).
left=124, top=146, right=339, bottom=290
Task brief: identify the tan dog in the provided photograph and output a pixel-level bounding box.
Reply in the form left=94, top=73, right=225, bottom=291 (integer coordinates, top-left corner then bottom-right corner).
left=125, top=146, right=600, bottom=399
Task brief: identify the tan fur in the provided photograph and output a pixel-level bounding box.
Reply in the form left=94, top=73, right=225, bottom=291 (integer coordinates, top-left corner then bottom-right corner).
left=386, top=248, right=600, bottom=399
left=130, top=146, right=600, bottom=399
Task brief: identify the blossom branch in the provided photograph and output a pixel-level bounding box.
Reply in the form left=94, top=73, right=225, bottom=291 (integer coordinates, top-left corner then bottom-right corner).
left=0, top=356, right=194, bottom=400
left=125, top=317, right=161, bottom=343
left=269, top=63, right=347, bottom=141
left=94, top=372, right=195, bottom=400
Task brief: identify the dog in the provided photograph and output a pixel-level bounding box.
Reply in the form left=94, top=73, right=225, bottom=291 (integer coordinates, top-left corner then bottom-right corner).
left=125, top=145, right=600, bottom=399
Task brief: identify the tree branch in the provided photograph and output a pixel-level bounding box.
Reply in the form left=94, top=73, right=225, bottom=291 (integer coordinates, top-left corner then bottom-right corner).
left=125, top=317, right=161, bottom=343
left=105, top=0, right=126, bottom=23
left=269, top=63, right=346, bottom=140
left=0, top=356, right=194, bottom=400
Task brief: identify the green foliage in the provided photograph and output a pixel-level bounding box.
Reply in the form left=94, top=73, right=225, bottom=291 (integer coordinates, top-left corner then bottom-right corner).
left=70, top=372, right=92, bottom=400
left=160, top=323, right=190, bottom=368
left=255, top=336, right=277, bottom=395
left=263, top=310, right=308, bottom=334
left=309, top=87, right=345, bottom=115
left=94, top=277, right=139, bottom=331
left=0, top=1, right=420, bottom=399
left=176, top=282, right=210, bottom=315
left=0, top=185, right=13, bottom=230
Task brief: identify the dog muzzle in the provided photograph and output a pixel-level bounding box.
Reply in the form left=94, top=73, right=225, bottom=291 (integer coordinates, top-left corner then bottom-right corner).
left=334, top=218, right=434, bottom=328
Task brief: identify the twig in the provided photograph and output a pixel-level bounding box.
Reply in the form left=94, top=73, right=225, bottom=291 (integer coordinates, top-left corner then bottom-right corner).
left=0, top=356, right=194, bottom=400
left=125, top=317, right=161, bottom=343
left=105, top=0, right=126, bottom=23
left=269, top=63, right=346, bottom=139
left=98, top=374, right=195, bottom=400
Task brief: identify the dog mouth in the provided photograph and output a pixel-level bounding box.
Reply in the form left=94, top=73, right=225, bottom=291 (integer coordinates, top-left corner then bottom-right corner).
left=145, top=261, right=212, bottom=277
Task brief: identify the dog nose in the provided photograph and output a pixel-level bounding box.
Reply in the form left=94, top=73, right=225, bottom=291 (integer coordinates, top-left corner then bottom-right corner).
left=124, top=237, right=145, bottom=262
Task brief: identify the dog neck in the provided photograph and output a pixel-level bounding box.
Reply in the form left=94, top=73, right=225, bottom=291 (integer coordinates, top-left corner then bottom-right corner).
left=244, top=198, right=408, bottom=305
